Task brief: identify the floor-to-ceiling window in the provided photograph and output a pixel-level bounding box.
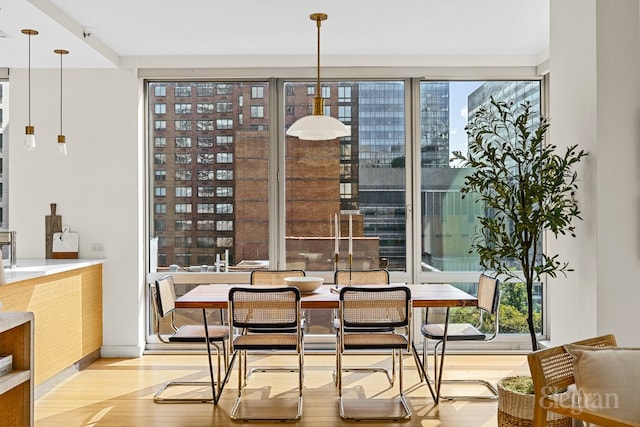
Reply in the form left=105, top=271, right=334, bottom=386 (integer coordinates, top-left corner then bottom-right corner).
left=147, top=76, right=544, bottom=348
left=148, top=81, right=271, bottom=270
left=418, top=80, right=543, bottom=338
left=283, top=81, right=407, bottom=276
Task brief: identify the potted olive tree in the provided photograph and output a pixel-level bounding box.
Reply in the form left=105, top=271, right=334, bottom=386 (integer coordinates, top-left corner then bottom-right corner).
left=452, top=98, right=587, bottom=351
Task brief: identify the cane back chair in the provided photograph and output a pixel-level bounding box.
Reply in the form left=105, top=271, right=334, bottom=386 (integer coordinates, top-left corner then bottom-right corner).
left=228, top=286, right=304, bottom=421
left=337, top=285, right=412, bottom=420
left=332, top=269, right=402, bottom=384
left=250, top=269, right=305, bottom=286
left=150, top=276, right=228, bottom=404
left=418, top=273, right=500, bottom=401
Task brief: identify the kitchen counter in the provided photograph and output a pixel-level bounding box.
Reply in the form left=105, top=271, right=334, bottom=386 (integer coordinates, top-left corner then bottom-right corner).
left=0, top=259, right=103, bottom=391
left=2, top=258, right=104, bottom=285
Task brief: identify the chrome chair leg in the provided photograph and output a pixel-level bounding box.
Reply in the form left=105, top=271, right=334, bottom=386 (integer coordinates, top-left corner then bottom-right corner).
left=338, top=347, right=411, bottom=421
left=333, top=337, right=396, bottom=386
left=153, top=342, right=223, bottom=404
left=337, top=286, right=412, bottom=420
left=228, top=287, right=304, bottom=421
left=230, top=348, right=304, bottom=421
left=422, top=339, right=498, bottom=402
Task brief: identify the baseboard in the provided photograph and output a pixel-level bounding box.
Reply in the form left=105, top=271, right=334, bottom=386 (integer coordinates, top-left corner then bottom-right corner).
left=100, top=344, right=144, bottom=358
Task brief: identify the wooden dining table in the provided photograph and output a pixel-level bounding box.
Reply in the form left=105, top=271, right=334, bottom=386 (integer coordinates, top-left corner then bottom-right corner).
left=175, top=283, right=477, bottom=404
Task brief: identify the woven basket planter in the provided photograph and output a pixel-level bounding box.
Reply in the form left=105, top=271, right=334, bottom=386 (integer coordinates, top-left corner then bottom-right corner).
left=497, top=376, right=572, bottom=427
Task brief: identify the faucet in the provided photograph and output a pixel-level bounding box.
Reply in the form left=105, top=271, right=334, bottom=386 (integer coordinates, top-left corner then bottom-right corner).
left=0, top=231, right=16, bottom=269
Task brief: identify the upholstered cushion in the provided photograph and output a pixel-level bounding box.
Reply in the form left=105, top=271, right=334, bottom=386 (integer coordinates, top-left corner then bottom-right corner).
left=564, top=345, right=640, bottom=425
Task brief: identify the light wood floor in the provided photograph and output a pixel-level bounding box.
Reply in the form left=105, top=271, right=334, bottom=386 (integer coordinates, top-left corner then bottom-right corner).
left=35, top=352, right=529, bottom=426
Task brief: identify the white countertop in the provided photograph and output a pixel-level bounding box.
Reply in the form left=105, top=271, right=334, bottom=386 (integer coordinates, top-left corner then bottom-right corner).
left=1, top=258, right=105, bottom=285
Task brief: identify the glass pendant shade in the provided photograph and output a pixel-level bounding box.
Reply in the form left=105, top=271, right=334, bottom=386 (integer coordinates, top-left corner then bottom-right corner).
left=286, top=13, right=350, bottom=141
left=24, top=126, right=36, bottom=150
left=57, top=135, right=67, bottom=156
left=286, top=115, right=350, bottom=140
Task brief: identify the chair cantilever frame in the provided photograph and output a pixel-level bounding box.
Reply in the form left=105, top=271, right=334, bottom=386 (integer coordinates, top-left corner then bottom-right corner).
left=332, top=269, right=399, bottom=385
left=337, top=285, right=412, bottom=420
left=150, top=276, right=229, bottom=404
left=228, top=286, right=304, bottom=421
left=333, top=269, right=423, bottom=386
left=417, top=273, right=500, bottom=402
left=247, top=269, right=306, bottom=377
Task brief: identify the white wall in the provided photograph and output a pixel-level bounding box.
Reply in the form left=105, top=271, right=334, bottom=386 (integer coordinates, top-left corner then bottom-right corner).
left=8, top=68, right=145, bottom=357
left=548, top=0, right=640, bottom=346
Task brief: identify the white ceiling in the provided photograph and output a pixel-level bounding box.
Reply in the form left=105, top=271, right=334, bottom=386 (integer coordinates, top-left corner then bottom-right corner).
left=0, top=0, right=549, bottom=69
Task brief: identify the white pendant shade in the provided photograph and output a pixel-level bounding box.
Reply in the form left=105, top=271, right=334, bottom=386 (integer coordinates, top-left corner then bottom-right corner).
left=57, top=135, right=67, bottom=156
left=286, top=115, right=351, bottom=141
left=287, top=13, right=350, bottom=141
left=24, top=133, right=36, bottom=150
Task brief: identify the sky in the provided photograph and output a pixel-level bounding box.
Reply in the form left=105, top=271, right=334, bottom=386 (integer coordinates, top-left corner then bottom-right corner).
left=448, top=81, right=482, bottom=161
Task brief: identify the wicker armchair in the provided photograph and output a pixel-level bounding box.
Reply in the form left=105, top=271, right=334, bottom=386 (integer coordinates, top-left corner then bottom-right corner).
left=228, top=286, right=304, bottom=421
left=150, top=276, right=228, bottom=404
left=528, top=334, right=640, bottom=427
left=336, top=286, right=412, bottom=420
left=417, top=273, right=500, bottom=402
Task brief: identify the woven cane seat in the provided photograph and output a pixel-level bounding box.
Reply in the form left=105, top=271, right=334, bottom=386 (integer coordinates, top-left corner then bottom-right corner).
left=233, top=333, right=299, bottom=350
left=169, top=324, right=228, bottom=342
left=342, top=333, right=408, bottom=349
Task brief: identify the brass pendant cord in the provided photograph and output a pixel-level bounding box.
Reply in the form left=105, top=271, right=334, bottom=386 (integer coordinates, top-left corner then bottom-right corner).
left=58, top=52, right=63, bottom=134
left=21, top=29, right=38, bottom=136
left=315, top=16, right=321, bottom=99
left=27, top=33, right=32, bottom=125
left=310, top=13, right=327, bottom=116
left=54, top=49, right=69, bottom=140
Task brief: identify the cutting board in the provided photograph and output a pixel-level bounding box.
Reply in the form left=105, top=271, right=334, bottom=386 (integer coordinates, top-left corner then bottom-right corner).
left=45, top=203, right=62, bottom=259
left=52, top=230, right=79, bottom=259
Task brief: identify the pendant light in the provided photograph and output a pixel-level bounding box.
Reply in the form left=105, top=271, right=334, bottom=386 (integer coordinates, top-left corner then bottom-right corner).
left=286, top=13, right=350, bottom=141
left=54, top=49, right=69, bottom=156
left=22, top=29, right=38, bottom=150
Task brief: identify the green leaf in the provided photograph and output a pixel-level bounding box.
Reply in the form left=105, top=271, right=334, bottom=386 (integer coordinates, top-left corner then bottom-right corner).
left=458, top=96, right=588, bottom=350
